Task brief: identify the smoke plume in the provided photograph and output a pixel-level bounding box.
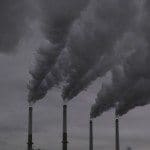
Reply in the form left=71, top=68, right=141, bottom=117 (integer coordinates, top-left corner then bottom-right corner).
left=62, top=0, right=137, bottom=101
left=28, top=0, right=89, bottom=102
left=115, top=0, right=150, bottom=116
left=90, top=65, right=135, bottom=118
left=117, top=79, right=150, bottom=116
left=91, top=0, right=150, bottom=118
left=28, top=48, right=70, bottom=101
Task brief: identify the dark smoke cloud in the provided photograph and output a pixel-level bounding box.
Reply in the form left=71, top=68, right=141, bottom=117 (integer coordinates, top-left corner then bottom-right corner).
left=91, top=34, right=149, bottom=118
left=91, top=0, right=150, bottom=118
left=62, top=0, right=137, bottom=101
left=90, top=65, right=135, bottom=118
left=28, top=0, right=89, bottom=102
left=115, top=0, right=150, bottom=116
left=0, top=0, right=32, bottom=53
left=117, top=79, right=150, bottom=116
left=28, top=48, right=70, bottom=101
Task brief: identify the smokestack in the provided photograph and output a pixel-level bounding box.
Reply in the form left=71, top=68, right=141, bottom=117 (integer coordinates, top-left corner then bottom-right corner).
left=62, top=103, right=68, bottom=150
left=115, top=108, right=120, bottom=150
left=89, top=119, right=93, bottom=150
left=27, top=102, right=33, bottom=150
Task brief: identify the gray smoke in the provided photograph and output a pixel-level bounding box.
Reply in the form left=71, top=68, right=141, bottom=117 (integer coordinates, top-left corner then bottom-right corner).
left=62, top=0, right=137, bottom=101
left=28, top=0, right=89, bottom=102
left=91, top=35, right=149, bottom=118
left=28, top=48, right=70, bottom=101
left=0, top=0, right=32, bottom=53
left=117, top=78, right=150, bottom=116
left=90, top=65, right=135, bottom=118
left=91, top=0, right=150, bottom=118
left=115, top=0, right=150, bottom=116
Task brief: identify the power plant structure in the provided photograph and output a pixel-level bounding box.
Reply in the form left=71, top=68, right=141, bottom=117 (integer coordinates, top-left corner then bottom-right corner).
left=115, top=109, right=120, bottom=150
left=62, top=103, right=68, bottom=150
left=27, top=102, right=33, bottom=150
left=89, top=119, right=93, bottom=150
left=26, top=102, right=121, bottom=150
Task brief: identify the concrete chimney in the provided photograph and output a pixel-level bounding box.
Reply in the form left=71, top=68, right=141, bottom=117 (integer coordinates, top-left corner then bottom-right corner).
left=62, top=104, right=68, bottom=150
left=89, top=119, right=93, bottom=150
left=27, top=103, right=33, bottom=150
left=115, top=109, right=120, bottom=150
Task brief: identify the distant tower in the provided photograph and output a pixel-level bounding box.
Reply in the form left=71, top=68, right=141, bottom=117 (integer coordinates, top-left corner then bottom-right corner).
left=27, top=102, right=33, bottom=150
left=89, top=119, right=93, bottom=150
left=62, top=102, right=68, bottom=150
left=115, top=103, right=120, bottom=150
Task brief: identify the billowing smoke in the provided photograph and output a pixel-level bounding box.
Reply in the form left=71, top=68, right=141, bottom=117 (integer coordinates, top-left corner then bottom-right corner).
left=28, top=48, right=70, bottom=101
left=90, top=65, right=135, bottom=118
left=28, top=0, right=89, bottom=103
left=114, top=0, right=150, bottom=116
left=0, top=0, right=32, bottom=53
left=91, top=0, right=150, bottom=118
left=117, top=79, right=150, bottom=116
left=62, top=0, right=137, bottom=101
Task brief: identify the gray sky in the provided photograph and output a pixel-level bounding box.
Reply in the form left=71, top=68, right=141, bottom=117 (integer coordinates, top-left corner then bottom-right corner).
left=1, top=0, right=150, bottom=150
left=1, top=41, right=150, bottom=150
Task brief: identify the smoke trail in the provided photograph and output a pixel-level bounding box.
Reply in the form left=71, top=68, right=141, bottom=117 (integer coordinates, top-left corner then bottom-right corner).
left=28, top=0, right=89, bottom=102
left=116, top=0, right=150, bottom=116
left=28, top=48, right=70, bottom=102
left=62, top=0, right=137, bottom=101
left=0, top=0, right=32, bottom=53
left=63, top=55, right=116, bottom=100
left=90, top=64, right=136, bottom=118
left=91, top=32, right=149, bottom=118
left=91, top=0, right=150, bottom=118
left=117, top=79, right=150, bottom=116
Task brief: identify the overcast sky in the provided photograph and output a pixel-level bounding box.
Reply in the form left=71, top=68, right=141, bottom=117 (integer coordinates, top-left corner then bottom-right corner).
left=1, top=0, right=150, bottom=150
left=0, top=37, right=150, bottom=150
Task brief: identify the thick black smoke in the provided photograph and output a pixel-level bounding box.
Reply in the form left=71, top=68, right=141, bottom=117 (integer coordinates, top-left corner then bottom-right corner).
left=62, top=0, right=137, bottom=101
left=28, top=0, right=89, bottom=102
left=0, top=0, right=32, bottom=53
left=91, top=0, right=150, bottom=118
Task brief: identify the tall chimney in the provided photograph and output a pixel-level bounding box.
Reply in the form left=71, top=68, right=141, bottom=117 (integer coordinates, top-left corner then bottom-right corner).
left=62, top=103, right=68, bottom=150
left=27, top=102, right=33, bottom=150
left=89, top=119, right=93, bottom=150
left=115, top=109, right=120, bottom=150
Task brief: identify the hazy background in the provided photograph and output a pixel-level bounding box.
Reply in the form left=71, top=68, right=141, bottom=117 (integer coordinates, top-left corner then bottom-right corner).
left=0, top=0, right=150, bottom=150
left=0, top=37, right=150, bottom=150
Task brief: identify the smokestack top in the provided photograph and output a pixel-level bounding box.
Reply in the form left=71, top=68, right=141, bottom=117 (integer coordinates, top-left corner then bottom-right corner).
left=63, top=99, right=68, bottom=105
left=115, top=110, right=119, bottom=119
left=29, top=101, right=33, bottom=107
left=115, top=102, right=119, bottom=119
left=89, top=117, right=93, bottom=122
left=115, top=112, right=119, bottom=119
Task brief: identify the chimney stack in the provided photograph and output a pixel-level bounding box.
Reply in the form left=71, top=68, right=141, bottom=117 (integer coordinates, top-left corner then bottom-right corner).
left=27, top=103, right=33, bottom=150
left=89, top=119, right=93, bottom=150
left=115, top=109, right=120, bottom=150
left=62, top=103, right=68, bottom=150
